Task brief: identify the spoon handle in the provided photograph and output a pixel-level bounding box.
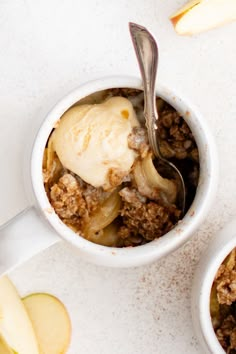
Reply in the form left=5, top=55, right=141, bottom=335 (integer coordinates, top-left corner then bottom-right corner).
left=129, top=22, right=160, bottom=157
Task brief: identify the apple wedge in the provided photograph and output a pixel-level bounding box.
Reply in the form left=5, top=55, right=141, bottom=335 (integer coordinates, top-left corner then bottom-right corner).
left=0, top=333, right=16, bottom=354
left=170, top=0, right=236, bottom=35
left=0, top=276, right=39, bottom=354
left=23, top=293, right=71, bottom=354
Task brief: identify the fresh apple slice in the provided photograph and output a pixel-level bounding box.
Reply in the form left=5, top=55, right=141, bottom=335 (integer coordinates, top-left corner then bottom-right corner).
left=0, top=276, right=39, bottom=354
left=0, top=333, right=16, bottom=354
left=23, top=293, right=71, bottom=354
left=170, top=0, right=236, bottom=35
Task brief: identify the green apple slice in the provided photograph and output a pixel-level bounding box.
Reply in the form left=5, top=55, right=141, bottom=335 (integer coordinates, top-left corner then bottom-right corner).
left=0, top=276, right=39, bottom=354
left=23, top=293, right=71, bottom=354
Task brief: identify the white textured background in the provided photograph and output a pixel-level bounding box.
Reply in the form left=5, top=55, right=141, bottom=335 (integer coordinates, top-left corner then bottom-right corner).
left=0, top=0, right=236, bottom=353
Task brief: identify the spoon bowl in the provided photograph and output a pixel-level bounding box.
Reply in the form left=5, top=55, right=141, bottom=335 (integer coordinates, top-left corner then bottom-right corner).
left=129, top=22, right=186, bottom=214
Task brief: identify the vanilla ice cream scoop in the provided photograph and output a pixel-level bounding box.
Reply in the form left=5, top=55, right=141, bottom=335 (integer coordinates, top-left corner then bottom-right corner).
left=52, top=96, right=140, bottom=190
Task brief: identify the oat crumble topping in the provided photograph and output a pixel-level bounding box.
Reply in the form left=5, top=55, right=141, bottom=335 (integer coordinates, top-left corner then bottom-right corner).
left=211, top=249, right=236, bottom=353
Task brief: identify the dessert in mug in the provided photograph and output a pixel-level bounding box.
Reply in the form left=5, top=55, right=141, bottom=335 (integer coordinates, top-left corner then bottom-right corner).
left=43, top=88, right=199, bottom=247
left=211, top=248, right=236, bottom=353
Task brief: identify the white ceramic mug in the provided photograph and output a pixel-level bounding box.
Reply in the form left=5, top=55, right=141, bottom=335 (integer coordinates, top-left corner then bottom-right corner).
left=192, top=219, right=236, bottom=354
left=0, top=76, right=218, bottom=273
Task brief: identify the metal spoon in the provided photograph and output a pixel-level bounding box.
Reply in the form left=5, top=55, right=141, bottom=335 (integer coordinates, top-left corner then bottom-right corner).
left=129, top=22, right=186, bottom=214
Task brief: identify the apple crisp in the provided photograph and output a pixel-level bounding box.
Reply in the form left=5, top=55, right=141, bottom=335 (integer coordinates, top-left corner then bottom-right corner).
left=211, top=249, right=236, bottom=353
left=43, top=88, right=199, bottom=247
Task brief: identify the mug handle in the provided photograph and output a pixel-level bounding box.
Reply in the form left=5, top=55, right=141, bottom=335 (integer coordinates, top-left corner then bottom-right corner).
left=0, top=206, right=60, bottom=276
